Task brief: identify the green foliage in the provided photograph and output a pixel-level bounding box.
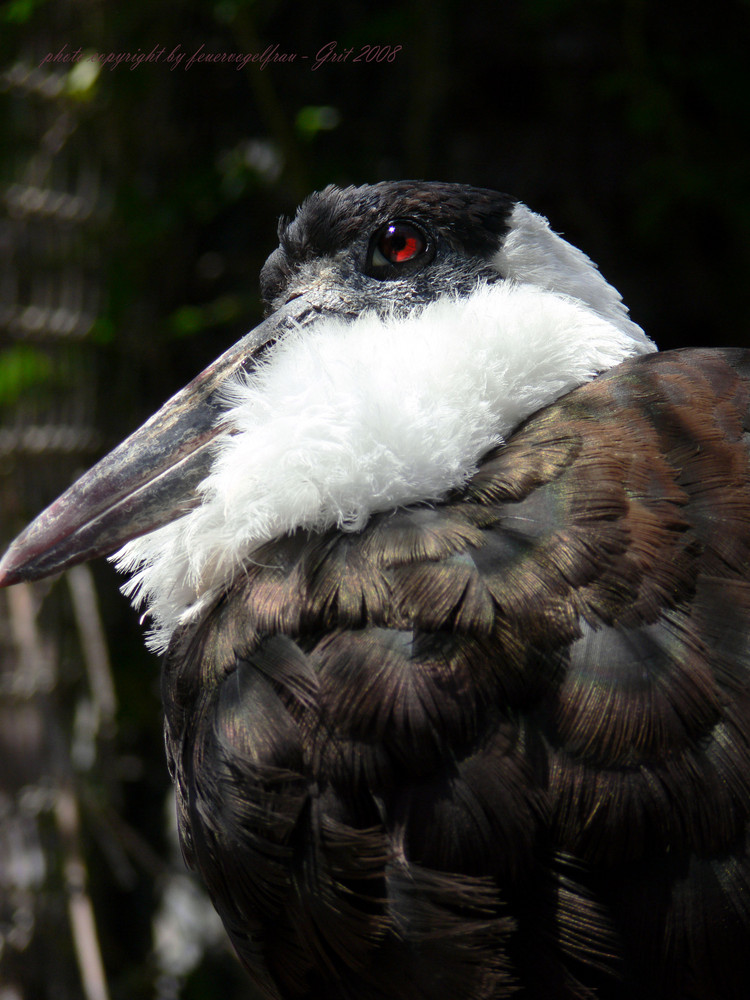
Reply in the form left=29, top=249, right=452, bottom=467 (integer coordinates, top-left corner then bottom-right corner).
left=1, top=0, right=48, bottom=23
left=296, top=105, right=342, bottom=139
left=65, top=57, right=101, bottom=99
left=168, top=295, right=250, bottom=338
left=0, top=345, right=53, bottom=406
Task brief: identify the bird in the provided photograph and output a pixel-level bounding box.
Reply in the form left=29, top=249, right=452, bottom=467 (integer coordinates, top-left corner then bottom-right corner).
left=2, top=180, right=750, bottom=1000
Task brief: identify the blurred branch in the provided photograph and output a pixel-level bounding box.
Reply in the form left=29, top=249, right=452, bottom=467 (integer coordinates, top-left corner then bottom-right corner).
left=6, top=580, right=112, bottom=1000
left=67, top=564, right=117, bottom=730
left=55, top=786, right=112, bottom=1000
left=5, top=582, right=55, bottom=696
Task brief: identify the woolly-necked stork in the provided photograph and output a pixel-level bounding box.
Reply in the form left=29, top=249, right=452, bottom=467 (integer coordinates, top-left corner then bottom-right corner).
left=3, top=182, right=750, bottom=999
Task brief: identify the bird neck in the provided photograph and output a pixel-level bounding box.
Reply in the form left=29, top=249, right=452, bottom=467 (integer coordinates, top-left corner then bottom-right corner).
left=113, top=280, right=655, bottom=654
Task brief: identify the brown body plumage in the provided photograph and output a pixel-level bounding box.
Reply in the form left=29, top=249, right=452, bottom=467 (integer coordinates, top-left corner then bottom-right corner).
left=164, top=348, right=750, bottom=999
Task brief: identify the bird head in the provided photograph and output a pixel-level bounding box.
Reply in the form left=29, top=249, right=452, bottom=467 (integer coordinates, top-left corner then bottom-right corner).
left=0, top=181, right=655, bottom=652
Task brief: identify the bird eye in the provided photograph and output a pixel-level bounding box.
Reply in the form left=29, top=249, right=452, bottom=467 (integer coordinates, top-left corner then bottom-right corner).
left=367, top=220, right=433, bottom=278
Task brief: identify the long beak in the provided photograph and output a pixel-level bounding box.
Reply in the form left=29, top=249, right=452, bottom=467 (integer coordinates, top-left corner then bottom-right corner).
left=0, top=295, right=321, bottom=588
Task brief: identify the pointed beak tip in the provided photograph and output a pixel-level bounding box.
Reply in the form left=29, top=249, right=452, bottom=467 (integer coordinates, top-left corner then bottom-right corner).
left=0, top=526, right=68, bottom=588
left=0, top=548, right=26, bottom=589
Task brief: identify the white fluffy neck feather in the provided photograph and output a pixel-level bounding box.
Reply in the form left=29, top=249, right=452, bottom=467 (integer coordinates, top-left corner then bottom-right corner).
left=494, top=204, right=650, bottom=347
left=114, top=280, right=655, bottom=654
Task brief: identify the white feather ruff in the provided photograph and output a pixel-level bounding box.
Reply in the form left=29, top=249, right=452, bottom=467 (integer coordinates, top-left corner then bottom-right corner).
left=114, top=280, right=655, bottom=653
left=494, top=204, right=652, bottom=350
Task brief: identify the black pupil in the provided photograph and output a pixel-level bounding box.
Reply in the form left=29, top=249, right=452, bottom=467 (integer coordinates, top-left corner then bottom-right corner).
left=380, top=223, right=423, bottom=264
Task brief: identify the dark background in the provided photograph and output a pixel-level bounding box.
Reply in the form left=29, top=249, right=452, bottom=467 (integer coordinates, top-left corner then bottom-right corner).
left=1, top=1, right=749, bottom=998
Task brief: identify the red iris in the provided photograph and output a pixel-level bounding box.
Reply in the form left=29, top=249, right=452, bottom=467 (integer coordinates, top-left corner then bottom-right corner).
left=378, top=222, right=425, bottom=264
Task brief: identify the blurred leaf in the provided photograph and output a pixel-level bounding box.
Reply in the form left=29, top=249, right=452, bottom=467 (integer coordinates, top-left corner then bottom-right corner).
left=1, top=0, right=48, bottom=23
left=65, top=55, right=101, bottom=98
left=0, top=345, right=53, bottom=405
left=295, top=105, right=342, bottom=139
left=89, top=316, right=116, bottom=345
left=170, top=304, right=205, bottom=337
left=168, top=295, right=248, bottom=339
